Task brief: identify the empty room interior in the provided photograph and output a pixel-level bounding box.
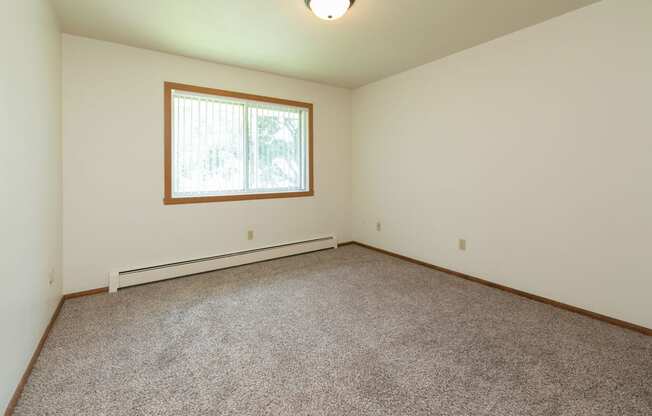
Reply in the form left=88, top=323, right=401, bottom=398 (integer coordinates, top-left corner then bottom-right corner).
left=2, top=0, right=651, bottom=415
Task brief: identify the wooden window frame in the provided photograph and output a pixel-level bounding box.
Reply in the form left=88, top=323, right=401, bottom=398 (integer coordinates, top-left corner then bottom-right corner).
left=164, top=82, right=314, bottom=205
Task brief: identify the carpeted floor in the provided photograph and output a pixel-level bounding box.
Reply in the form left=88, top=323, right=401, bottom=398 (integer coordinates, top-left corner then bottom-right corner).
left=14, top=245, right=652, bottom=415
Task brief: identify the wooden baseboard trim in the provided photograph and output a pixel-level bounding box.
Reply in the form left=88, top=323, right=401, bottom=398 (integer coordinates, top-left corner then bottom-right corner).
left=337, top=241, right=355, bottom=247
left=63, top=287, right=109, bottom=300
left=4, top=297, right=64, bottom=416
left=351, top=241, right=651, bottom=337
left=4, top=287, right=109, bottom=415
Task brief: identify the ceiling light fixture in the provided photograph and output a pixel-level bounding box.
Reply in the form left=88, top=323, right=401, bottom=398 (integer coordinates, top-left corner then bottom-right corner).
left=305, top=0, right=355, bottom=21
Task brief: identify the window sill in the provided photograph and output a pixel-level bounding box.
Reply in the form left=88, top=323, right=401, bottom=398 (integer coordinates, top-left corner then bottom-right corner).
left=163, top=190, right=314, bottom=205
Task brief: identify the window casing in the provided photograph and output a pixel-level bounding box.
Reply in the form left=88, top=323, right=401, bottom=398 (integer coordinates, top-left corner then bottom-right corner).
left=164, top=82, right=313, bottom=204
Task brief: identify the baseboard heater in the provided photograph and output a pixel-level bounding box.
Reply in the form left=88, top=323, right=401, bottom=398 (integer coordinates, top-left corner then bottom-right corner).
left=108, top=236, right=337, bottom=293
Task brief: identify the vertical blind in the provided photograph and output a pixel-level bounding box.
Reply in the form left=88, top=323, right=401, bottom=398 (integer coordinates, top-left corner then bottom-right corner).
left=172, top=90, right=308, bottom=198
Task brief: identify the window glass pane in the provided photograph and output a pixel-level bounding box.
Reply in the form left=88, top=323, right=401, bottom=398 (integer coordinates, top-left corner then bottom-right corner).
left=248, top=105, right=306, bottom=191
left=172, top=93, right=245, bottom=197
left=169, top=87, right=309, bottom=200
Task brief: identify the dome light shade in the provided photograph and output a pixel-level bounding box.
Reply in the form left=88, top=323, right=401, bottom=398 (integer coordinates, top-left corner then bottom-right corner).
left=306, top=0, right=354, bottom=21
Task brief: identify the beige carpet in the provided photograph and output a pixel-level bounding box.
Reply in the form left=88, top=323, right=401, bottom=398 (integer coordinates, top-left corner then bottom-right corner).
left=14, top=245, right=652, bottom=415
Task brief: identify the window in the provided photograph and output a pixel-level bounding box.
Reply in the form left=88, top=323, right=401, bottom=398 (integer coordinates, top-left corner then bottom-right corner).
left=164, top=82, right=313, bottom=204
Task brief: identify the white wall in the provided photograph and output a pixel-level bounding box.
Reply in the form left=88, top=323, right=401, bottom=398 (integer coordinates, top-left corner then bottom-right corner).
left=62, top=35, right=352, bottom=294
left=352, top=0, right=652, bottom=328
left=0, top=0, right=62, bottom=410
